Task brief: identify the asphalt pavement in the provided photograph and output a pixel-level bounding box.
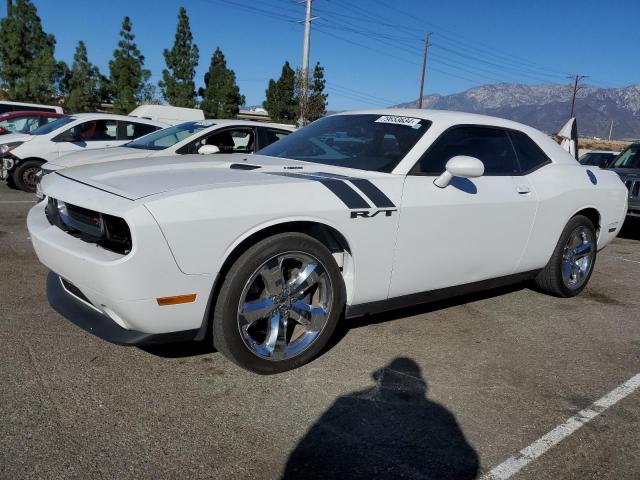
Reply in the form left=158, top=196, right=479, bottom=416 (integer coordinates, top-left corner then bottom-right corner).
left=1, top=183, right=639, bottom=479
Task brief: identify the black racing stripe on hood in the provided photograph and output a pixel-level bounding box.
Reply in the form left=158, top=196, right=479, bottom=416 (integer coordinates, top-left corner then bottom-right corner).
left=310, top=172, right=396, bottom=209
left=266, top=172, right=370, bottom=209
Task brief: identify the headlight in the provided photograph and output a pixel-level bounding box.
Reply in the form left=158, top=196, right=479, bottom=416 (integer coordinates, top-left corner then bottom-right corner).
left=0, top=141, right=24, bottom=155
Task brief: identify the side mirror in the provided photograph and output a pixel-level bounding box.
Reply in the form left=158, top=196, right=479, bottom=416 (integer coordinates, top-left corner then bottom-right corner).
left=434, top=155, right=484, bottom=188
left=198, top=144, right=220, bottom=155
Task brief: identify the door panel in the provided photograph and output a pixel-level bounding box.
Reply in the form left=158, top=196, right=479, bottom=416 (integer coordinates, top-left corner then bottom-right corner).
left=389, top=175, right=537, bottom=298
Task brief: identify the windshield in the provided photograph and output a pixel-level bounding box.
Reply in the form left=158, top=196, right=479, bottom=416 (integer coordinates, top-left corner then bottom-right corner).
left=579, top=152, right=615, bottom=167
left=0, top=116, right=39, bottom=134
left=609, top=145, right=640, bottom=169
left=258, top=114, right=431, bottom=172
left=30, top=116, right=75, bottom=135
left=126, top=121, right=213, bottom=150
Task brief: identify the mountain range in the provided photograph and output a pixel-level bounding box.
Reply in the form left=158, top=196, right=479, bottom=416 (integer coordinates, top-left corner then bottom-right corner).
left=395, top=83, right=640, bottom=140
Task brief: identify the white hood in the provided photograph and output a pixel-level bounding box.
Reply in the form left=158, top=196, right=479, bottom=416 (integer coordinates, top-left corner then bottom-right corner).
left=50, top=153, right=375, bottom=201
left=48, top=146, right=156, bottom=169
left=0, top=132, right=33, bottom=144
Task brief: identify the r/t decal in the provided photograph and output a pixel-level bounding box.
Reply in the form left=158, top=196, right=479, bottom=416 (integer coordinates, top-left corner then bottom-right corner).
left=350, top=209, right=397, bottom=219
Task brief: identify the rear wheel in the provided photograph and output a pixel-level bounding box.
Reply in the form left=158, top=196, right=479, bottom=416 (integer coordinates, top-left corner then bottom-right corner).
left=534, top=215, right=597, bottom=297
left=213, top=233, right=345, bottom=374
left=13, top=159, right=43, bottom=193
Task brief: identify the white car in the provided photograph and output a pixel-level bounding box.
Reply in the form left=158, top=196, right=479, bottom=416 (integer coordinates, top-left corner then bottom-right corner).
left=40, top=120, right=296, bottom=176
left=28, top=109, right=628, bottom=373
left=0, top=113, right=168, bottom=192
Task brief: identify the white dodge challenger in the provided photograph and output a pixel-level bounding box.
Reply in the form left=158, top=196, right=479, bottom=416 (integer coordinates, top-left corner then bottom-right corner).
left=28, top=110, right=628, bottom=373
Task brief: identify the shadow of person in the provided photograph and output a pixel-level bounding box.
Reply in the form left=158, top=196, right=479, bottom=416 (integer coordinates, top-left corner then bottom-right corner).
left=282, top=358, right=479, bottom=480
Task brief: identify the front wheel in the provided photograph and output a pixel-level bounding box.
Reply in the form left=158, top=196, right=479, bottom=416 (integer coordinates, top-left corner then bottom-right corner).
left=13, top=159, right=43, bottom=193
left=213, top=233, right=345, bottom=374
left=534, top=215, right=597, bottom=297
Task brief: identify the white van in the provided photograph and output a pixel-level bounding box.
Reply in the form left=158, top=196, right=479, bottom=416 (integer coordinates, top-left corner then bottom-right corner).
left=129, top=105, right=204, bottom=125
left=0, top=100, right=64, bottom=115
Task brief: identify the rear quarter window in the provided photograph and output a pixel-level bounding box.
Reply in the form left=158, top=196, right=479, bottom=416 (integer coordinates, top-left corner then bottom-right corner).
left=508, top=130, right=552, bottom=174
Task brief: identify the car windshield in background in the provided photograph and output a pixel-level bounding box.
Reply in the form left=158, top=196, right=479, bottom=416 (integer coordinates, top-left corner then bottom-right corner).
left=30, top=116, right=75, bottom=135
left=609, top=145, right=640, bottom=169
left=579, top=152, right=616, bottom=167
left=126, top=121, right=213, bottom=150
left=258, top=114, right=431, bottom=172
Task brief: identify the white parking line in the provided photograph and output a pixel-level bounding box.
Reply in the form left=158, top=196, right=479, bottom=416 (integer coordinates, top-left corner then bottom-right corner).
left=481, top=373, right=640, bottom=480
left=617, top=257, right=640, bottom=265
left=0, top=200, right=37, bottom=203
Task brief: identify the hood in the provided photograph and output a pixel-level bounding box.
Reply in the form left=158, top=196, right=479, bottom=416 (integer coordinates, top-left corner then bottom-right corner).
left=50, top=146, right=155, bottom=169
left=53, top=153, right=379, bottom=201
left=0, top=132, right=33, bottom=144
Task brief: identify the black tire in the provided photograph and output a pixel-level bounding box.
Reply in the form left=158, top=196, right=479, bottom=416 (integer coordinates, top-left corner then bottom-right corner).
left=534, top=215, right=597, bottom=297
left=213, top=233, right=345, bottom=374
left=13, top=159, right=43, bottom=193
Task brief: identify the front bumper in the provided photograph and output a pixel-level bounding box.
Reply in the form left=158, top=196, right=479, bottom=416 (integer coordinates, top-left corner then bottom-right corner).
left=0, top=156, right=14, bottom=180
left=47, top=272, right=199, bottom=345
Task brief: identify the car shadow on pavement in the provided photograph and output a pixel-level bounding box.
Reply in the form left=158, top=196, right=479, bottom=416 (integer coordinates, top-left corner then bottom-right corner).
left=139, top=339, right=216, bottom=358
left=281, top=357, right=479, bottom=479
left=618, top=217, right=640, bottom=241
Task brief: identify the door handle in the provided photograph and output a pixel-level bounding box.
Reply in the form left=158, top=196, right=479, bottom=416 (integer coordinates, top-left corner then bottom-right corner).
left=516, top=187, right=531, bottom=195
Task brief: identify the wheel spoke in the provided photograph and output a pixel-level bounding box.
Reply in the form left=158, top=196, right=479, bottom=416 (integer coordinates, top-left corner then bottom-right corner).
left=574, top=242, right=593, bottom=260
left=291, top=300, right=327, bottom=331
left=289, top=262, right=324, bottom=297
left=261, top=257, right=285, bottom=296
left=239, top=297, right=276, bottom=327
left=562, top=260, right=573, bottom=281
left=262, top=313, right=288, bottom=359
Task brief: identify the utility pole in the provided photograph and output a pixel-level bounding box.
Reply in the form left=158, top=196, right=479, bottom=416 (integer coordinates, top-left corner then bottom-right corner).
left=298, top=0, right=314, bottom=127
left=568, top=74, right=587, bottom=119
left=6, top=0, right=11, bottom=16
left=418, top=32, right=430, bottom=109
left=608, top=119, right=614, bottom=141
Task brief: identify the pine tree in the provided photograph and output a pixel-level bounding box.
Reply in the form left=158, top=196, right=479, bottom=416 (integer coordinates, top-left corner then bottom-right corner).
left=199, top=48, right=244, bottom=119
left=160, top=7, right=199, bottom=107
left=0, top=0, right=65, bottom=103
left=65, top=41, right=101, bottom=112
left=263, top=61, right=297, bottom=124
left=109, top=16, right=151, bottom=114
left=306, top=62, right=328, bottom=122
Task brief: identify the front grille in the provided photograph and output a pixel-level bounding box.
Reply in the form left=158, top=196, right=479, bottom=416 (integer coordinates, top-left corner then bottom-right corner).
left=46, top=197, right=132, bottom=255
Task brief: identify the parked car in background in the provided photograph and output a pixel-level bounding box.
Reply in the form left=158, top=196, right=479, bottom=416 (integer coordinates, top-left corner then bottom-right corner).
left=0, top=100, right=64, bottom=114
left=0, top=113, right=169, bottom=192
left=29, top=110, right=628, bottom=373
left=39, top=120, right=295, bottom=176
left=129, top=104, right=205, bottom=124
left=579, top=149, right=620, bottom=168
left=0, top=111, right=66, bottom=135
left=607, top=143, right=640, bottom=217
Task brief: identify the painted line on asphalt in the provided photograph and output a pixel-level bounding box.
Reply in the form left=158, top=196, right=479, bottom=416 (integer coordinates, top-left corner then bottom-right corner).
left=617, top=257, right=640, bottom=265
left=0, top=200, right=37, bottom=203
left=481, top=373, right=640, bottom=480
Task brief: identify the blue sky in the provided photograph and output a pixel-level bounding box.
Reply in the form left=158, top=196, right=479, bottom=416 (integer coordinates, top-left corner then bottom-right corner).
left=14, top=0, right=640, bottom=110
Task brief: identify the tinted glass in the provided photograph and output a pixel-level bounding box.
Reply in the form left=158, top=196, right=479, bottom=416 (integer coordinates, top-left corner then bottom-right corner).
left=126, top=121, right=212, bottom=150
left=31, top=116, right=75, bottom=135
left=415, top=126, right=518, bottom=175
left=0, top=116, right=39, bottom=133
left=68, top=120, right=117, bottom=141
left=121, top=121, right=159, bottom=140
left=509, top=130, right=551, bottom=173
left=610, top=145, right=640, bottom=169
left=260, top=127, right=291, bottom=148
left=259, top=115, right=429, bottom=172
left=579, top=152, right=616, bottom=167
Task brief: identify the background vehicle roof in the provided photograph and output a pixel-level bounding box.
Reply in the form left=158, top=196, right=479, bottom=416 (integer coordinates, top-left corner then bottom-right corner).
left=68, top=112, right=170, bottom=126
left=0, top=111, right=66, bottom=119
left=200, top=119, right=296, bottom=130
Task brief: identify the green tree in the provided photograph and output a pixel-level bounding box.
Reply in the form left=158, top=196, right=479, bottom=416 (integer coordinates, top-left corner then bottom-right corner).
left=0, top=0, right=65, bottom=103
left=263, top=61, right=297, bottom=123
left=109, top=16, right=150, bottom=114
left=65, top=41, right=101, bottom=112
left=199, top=48, right=244, bottom=119
left=306, top=62, right=327, bottom=122
left=160, top=7, right=199, bottom=107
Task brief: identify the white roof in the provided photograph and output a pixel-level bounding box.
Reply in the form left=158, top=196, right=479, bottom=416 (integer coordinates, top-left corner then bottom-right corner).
left=68, top=112, right=170, bottom=127
left=200, top=119, right=296, bottom=130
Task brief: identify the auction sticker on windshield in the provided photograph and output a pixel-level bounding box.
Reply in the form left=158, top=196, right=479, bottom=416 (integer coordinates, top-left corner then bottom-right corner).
left=375, top=115, right=422, bottom=128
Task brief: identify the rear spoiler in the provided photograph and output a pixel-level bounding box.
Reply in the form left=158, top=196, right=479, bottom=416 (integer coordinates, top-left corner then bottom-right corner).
left=557, top=117, right=578, bottom=161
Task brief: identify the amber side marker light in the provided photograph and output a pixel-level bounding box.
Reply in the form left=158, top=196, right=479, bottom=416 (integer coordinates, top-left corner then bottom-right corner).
left=156, top=294, right=197, bottom=306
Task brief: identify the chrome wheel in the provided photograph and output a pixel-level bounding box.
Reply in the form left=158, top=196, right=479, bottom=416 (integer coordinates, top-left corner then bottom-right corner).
left=237, top=252, right=333, bottom=361
left=561, top=226, right=594, bottom=290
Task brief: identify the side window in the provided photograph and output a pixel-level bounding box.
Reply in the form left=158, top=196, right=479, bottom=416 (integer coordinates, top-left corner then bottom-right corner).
left=508, top=130, right=551, bottom=174
left=120, top=121, right=160, bottom=140
left=259, top=127, right=291, bottom=149
left=196, top=128, right=256, bottom=154
left=68, top=120, right=118, bottom=141
left=414, top=126, right=519, bottom=176
left=40, top=116, right=60, bottom=126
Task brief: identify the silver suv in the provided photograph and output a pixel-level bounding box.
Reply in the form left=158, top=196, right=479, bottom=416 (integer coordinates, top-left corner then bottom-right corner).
left=608, top=143, right=640, bottom=217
